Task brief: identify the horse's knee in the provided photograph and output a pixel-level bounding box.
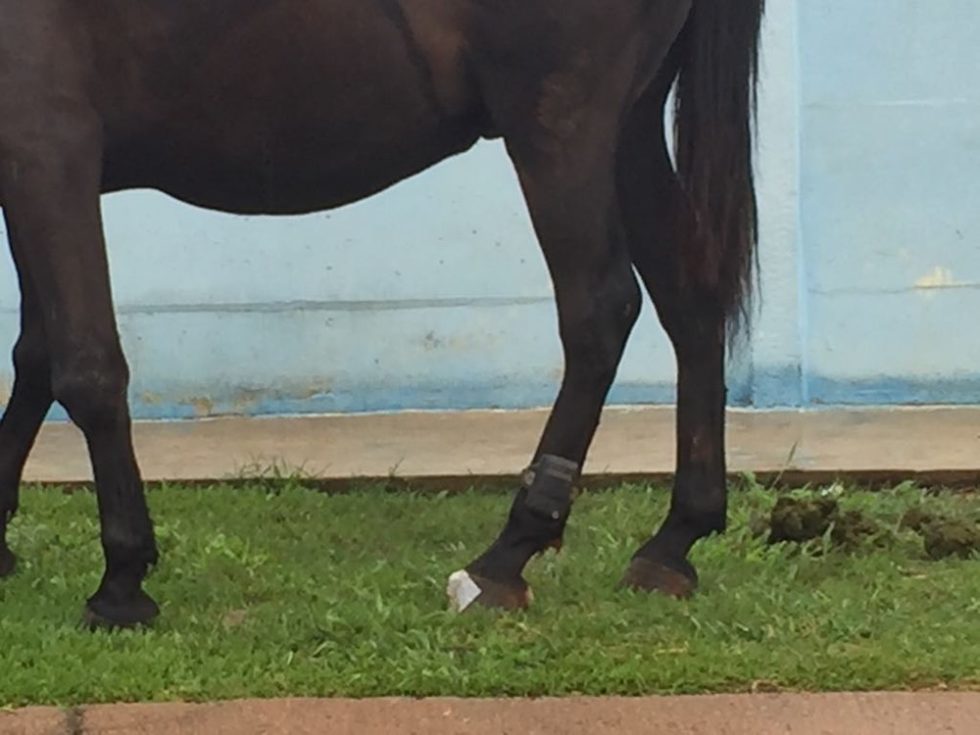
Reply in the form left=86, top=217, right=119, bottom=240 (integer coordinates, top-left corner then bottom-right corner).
left=51, top=345, right=130, bottom=430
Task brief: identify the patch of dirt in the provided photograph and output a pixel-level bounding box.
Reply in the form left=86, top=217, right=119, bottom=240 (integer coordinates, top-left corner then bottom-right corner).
left=765, top=496, right=884, bottom=551
left=767, top=496, right=840, bottom=544
left=899, top=506, right=939, bottom=534
left=829, top=509, right=882, bottom=550
left=762, top=497, right=980, bottom=561
left=923, top=519, right=980, bottom=560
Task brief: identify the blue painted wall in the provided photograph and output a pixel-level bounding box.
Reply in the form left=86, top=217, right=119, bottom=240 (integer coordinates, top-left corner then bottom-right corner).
left=1, top=1, right=978, bottom=419
left=798, top=0, right=980, bottom=406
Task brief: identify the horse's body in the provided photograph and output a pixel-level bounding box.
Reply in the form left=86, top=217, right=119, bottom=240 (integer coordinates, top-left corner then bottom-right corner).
left=0, top=0, right=764, bottom=626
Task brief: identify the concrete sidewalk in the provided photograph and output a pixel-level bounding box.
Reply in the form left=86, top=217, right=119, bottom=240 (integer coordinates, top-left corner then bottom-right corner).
left=22, top=406, right=980, bottom=486
left=6, top=693, right=980, bottom=735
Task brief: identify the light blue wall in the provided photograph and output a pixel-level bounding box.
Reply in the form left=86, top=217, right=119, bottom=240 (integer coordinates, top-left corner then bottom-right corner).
left=0, top=141, right=686, bottom=420
left=799, top=0, right=980, bottom=405
left=1, top=1, right=978, bottom=419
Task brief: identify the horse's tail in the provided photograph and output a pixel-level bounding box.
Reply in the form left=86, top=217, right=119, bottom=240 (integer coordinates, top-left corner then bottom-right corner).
left=672, top=0, right=765, bottom=335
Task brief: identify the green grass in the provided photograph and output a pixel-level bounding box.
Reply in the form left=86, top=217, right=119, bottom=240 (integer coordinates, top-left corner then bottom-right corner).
left=1, top=481, right=978, bottom=706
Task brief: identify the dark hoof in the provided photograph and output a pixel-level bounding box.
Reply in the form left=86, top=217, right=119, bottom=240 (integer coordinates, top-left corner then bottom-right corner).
left=83, top=589, right=160, bottom=631
left=619, top=556, right=698, bottom=599
left=447, top=570, right=533, bottom=613
left=0, top=546, right=15, bottom=578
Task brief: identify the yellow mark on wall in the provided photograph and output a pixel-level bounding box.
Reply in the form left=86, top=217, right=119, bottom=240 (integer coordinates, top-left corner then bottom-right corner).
left=915, top=267, right=958, bottom=290
left=190, top=396, right=215, bottom=416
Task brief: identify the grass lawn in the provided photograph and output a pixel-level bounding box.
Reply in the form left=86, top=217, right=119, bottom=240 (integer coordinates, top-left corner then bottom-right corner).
left=1, top=480, right=978, bottom=706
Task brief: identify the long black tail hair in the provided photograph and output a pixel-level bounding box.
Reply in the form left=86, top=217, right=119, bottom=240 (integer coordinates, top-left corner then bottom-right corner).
left=672, top=0, right=766, bottom=334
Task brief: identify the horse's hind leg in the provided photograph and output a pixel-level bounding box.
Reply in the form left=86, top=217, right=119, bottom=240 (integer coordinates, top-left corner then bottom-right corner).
left=0, top=119, right=159, bottom=626
left=0, top=247, right=53, bottom=578
left=616, top=75, right=727, bottom=598
left=448, top=123, right=640, bottom=611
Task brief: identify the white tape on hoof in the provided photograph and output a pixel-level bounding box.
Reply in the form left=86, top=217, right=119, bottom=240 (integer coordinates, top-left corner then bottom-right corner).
left=446, top=570, right=482, bottom=613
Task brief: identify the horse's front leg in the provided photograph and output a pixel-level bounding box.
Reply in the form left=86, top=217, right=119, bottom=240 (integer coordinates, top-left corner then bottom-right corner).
left=1, top=116, right=160, bottom=628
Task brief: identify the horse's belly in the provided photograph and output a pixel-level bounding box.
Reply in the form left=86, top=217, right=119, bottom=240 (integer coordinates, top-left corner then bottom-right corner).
left=108, top=123, right=480, bottom=215
left=97, top=0, right=484, bottom=213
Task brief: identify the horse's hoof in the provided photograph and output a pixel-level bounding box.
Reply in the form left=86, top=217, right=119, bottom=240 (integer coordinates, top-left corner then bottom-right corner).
left=619, top=556, right=698, bottom=599
left=0, top=546, right=15, bottom=578
left=446, top=570, right=533, bottom=613
left=83, top=589, right=160, bottom=631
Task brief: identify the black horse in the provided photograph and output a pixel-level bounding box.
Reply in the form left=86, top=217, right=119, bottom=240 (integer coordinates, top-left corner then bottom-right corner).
left=0, top=0, right=764, bottom=627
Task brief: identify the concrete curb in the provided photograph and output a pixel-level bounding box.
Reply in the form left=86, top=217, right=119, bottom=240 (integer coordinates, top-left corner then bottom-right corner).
left=21, top=406, right=980, bottom=486
left=5, top=693, right=980, bottom=734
